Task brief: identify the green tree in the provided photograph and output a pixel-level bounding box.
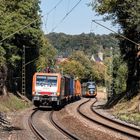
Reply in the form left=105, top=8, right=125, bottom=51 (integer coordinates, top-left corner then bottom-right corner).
left=46, top=32, right=119, bottom=58
left=0, top=47, right=7, bottom=95
left=91, top=0, right=140, bottom=98
left=36, top=37, right=57, bottom=72
left=104, top=54, right=128, bottom=101
left=69, top=51, right=93, bottom=79
left=92, top=62, right=106, bottom=85
left=59, top=60, right=85, bottom=79
left=0, top=0, right=43, bottom=95
left=112, top=54, right=128, bottom=94
left=0, top=47, right=6, bottom=67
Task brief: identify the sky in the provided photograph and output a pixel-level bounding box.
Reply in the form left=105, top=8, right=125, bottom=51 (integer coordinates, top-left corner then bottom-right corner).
left=40, top=0, right=119, bottom=35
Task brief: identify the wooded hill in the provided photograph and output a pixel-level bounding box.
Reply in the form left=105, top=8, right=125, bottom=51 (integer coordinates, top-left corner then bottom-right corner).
left=46, top=32, right=119, bottom=58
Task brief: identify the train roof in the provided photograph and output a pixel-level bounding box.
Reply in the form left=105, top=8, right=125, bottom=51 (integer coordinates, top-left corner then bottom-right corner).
left=87, top=81, right=96, bottom=84
left=33, top=72, right=62, bottom=77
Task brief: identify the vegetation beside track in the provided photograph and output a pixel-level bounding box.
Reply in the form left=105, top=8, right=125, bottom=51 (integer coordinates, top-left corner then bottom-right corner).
left=110, top=94, right=140, bottom=126
left=0, top=93, right=31, bottom=112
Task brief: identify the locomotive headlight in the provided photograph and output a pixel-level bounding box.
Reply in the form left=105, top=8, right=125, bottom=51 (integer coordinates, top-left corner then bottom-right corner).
left=57, top=92, right=60, bottom=96
left=32, top=92, right=39, bottom=95
left=32, top=92, right=35, bottom=96
left=51, top=92, right=60, bottom=96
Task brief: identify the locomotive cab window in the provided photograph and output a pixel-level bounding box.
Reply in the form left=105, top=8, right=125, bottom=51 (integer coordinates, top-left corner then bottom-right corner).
left=36, top=75, right=47, bottom=86
left=88, top=85, right=95, bottom=89
left=87, top=82, right=96, bottom=90
left=36, top=75, right=57, bottom=87
left=47, top=76, right=57, bottom=86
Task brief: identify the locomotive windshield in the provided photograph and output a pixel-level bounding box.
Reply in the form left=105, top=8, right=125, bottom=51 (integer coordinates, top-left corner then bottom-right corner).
left=36, top=75, right=57, bottom=87
left=88, top=84, right=95, bottom=89
left=87, top=82, right=96, bottom=89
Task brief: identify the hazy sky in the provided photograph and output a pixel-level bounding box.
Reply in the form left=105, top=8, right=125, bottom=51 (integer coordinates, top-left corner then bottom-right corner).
left=40, top=0, right=118, bottom=35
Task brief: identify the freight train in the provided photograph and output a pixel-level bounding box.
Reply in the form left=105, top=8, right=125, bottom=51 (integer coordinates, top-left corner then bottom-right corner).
left=32, top=72, right=81, bottom=108
left=82, top=81, right=97, bottom=97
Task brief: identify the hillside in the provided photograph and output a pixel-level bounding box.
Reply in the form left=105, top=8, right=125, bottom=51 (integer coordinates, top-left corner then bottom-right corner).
left=46, top=32, right=119, bottom=58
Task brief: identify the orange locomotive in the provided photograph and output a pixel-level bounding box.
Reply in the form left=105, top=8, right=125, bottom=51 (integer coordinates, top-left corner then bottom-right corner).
left=32, top=72, right=81, bottom=107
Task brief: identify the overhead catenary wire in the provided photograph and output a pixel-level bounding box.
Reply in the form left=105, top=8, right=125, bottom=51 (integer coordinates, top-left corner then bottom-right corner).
left=0, top=0, right=64, bottom=68
left=0, top=0, right=64, bottom=43
left=47, top=0, right=64, bottom=16
left=43, top=0, right=64, bottom=33
left=92, top=20, right=139, bottom=46
left=66, top=0, right=70, bottom=13
left=51, top=5, right=56, bottom=31
left=92, top=20, right=140, bottom=96
left=0, top=0, right=82, bottom=67
left=90, top=20, right=95, bottom=33
left=51, top=0, right=82, bottom=32
left=24, top=57, right=38, bottom=67
left=0, top=18, right=39, bottom=44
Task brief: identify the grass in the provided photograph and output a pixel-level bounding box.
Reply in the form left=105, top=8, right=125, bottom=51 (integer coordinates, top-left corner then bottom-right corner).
left=0, top=93, right=31, bottom=113
left=118, top=113, right=140, bottom=126
left=111, top=94, right=140, bottom=126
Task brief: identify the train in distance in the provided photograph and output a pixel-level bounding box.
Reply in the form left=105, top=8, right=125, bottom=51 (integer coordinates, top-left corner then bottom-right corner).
left=82, top=81, right=97, bottom=97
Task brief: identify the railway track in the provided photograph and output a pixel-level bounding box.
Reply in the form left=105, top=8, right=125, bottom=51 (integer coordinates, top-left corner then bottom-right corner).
left=77, top=98, right=140, bottom=139
left=28, top=110, right=48, bottom=140
left=49, top=110, right=79, bottom=140
left=28, top=109, right=79, bottom=140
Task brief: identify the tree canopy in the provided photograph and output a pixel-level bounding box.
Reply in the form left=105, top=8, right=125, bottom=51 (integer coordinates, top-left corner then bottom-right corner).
left=36, top=37, right=57, bottom=72
left=59, top=51, right=106, bottom=84
left=0, top=0, right=46, bottom=95
left=46, top=32, right=119, bottom=58
left=91, top=0, right=140, bottom=98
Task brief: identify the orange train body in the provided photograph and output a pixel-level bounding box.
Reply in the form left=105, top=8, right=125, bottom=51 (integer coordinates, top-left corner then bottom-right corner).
left=74, top=80, right=81, bottom=96
left=32, top=72, right=81, bottom=107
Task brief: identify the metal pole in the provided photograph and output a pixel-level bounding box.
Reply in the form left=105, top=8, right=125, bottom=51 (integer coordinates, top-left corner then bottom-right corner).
left=22, top=45, right=26, bottom=95
left=110, top=47, right=113, bottom=96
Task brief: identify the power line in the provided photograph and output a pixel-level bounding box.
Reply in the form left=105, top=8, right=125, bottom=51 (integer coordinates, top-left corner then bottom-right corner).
left=47, top=0, right=64, bottom=15
left=51, top=0, right=82, bottom=32
left=90, top=20, right=94, bottom=33
left=24, top=57, right=38, bottom=67
left=0, top=0, right=82, bottom=68
left=51, top=5, right=56, bottom=31
left=0, top=0, right=64, bottom=72
left=66, top=0, right=70, bottom=13
left=0, top=0, right=64, bottom=43
left=0, top=19, right=39, bottom=43
left=44, top=0, right=64, bottom=32
left=92, top=20, right=139, bottom=46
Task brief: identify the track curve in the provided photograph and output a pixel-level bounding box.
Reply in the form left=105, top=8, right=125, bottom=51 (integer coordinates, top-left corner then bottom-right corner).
left=77, top=98, right=140, bottom=139
left=28, top=110, right=48, bottom=140
left=29, top=109, right=80, bottom=140
left=49, top=110, right=80, bottom=140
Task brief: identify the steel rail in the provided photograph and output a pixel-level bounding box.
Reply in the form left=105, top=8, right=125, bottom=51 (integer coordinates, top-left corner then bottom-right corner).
left=77, top=98, right=140, bottom=139
left=91, top=101, right=140, bottom=139
left=28, top=110, right=48, bottom=140
left=49, top=110, right=80, bottom=140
